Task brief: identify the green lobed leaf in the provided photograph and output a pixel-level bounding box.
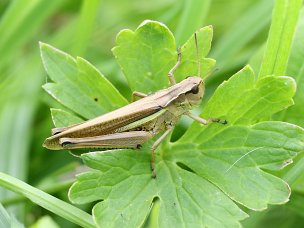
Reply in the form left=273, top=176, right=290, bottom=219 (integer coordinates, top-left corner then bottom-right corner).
left=174, top=26, right=216, bottom=82
left=40, top=43, right=128, bottom=120
left=181, top=66, right=296, bottom=142
left=112, top=20, right=176, bottom=93
left=41, top=21, right=304, bottom=227
left=174, top=121, right=303, bottom=210
left=69, top=149, right=247, bottom=227
left=112, top=20, right=215, bottom=93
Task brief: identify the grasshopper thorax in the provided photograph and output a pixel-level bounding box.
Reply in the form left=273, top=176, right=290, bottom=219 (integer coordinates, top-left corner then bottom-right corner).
left=184, top=76, right=205, bottom=107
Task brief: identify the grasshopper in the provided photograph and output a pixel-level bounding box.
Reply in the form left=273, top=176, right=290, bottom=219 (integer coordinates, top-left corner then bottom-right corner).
left=43, top=33, right=226, bottom=178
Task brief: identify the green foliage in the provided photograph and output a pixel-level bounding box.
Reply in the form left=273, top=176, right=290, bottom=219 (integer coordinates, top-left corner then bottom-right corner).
left=38, top=21, right=304, bottom=227
left=112, top=20, right=215, bottom=93
left=41, top=43, right=128, bottom=120
left=1, top=0, right=304, bottom=227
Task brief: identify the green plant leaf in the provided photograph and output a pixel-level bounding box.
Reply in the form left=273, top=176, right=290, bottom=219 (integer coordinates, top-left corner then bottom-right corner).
left=175, top=26, right=216, bottom=82
left=175, top=121, right=302, bottom=210
left=112, top=20, right=215, bottom=93
left=112, top=20, right=176, bottom=93
left=41, top=21, right=304, bottom=227
left=50, top=108, right=83, bottom=128
left=182, top=66, right=296, bottom=141
left=69, top=149, right=248, bottom=227
left=40, top=43, right=128, bottom=120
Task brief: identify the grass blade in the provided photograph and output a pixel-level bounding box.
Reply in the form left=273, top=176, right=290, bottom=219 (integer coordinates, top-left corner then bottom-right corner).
left=210, top=0, right=273, bottom=70
left=259, top=0, right=302, bottom=77
left=0, top=172, right=95, bottom=228
left=71, top=0, right=101, bottom=56
left=174, top=0, right=211, bottom=45
left=0, top=203, right=10, bottom=228
left=0, top=0, right=64, bottom=71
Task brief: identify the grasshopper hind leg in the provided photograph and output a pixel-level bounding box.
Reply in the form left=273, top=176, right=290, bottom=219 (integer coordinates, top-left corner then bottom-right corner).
left=59, top=131, right=153, bottom=150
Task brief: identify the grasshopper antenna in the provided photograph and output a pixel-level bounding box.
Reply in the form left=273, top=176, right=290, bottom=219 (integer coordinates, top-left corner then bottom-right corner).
left=204, top=67, right=219, bottom=82
left=194, top=32, right=200, bottom=78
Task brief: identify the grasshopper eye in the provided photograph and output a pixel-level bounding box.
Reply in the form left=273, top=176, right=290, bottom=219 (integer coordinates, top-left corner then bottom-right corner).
left=191, top=85, right=199, bottom=94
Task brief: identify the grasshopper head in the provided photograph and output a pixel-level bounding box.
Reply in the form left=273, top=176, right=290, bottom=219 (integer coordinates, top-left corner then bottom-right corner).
left=185, top=76, right=205, bottom=106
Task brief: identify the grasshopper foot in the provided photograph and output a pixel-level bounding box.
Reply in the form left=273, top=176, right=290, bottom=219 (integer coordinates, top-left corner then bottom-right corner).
left=220, top=120, right=228, bottom=125
left=211, top=118, right=228, bottom=125
left=150, top=154, right=156, bottom=178
left=151, top=169, right=156, bottom=179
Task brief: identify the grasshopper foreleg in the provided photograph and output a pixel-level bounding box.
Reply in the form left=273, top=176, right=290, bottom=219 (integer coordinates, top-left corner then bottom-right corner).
left=151, top=127, right=173, bottom=178
left=168, top=48, right=181, bottom=85
left=132, top=91, right=147, bottom=102
left=187, top=112, right=227, bottom=125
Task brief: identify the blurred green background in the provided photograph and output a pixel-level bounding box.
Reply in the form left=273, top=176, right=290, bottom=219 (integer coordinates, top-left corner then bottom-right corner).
left=0, top=0, right=303, bottom=227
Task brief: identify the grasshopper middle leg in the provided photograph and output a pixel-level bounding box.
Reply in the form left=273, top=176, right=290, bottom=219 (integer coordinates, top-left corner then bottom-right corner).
left=151, top=127, right=173, bottom=178
left=187, top=112, right=228, bottom=125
